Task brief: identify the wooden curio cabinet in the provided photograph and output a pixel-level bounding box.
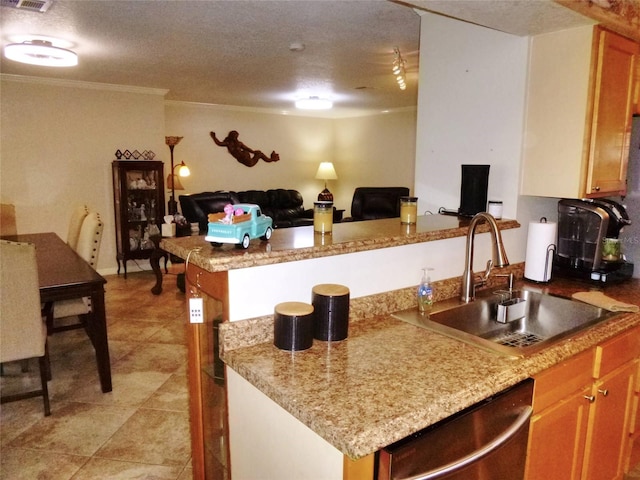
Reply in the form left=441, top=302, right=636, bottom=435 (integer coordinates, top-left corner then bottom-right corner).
left=112, top=160, right=165, bottom=277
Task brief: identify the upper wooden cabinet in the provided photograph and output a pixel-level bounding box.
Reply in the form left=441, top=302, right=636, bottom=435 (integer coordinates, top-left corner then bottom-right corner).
left=521, top=26, right=639, bottom=199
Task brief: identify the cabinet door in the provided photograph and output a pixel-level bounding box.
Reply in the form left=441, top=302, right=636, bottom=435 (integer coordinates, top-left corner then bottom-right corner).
left=582, top=361, right=637, bottom=480
left=633, top=55, right=640, bottom=116
left=525, top=386, right=591, bottom=480
left=586, top=29, right=639, bottom=197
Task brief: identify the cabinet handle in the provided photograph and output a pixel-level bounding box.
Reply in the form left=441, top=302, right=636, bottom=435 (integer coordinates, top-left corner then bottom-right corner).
left=584, top=395, right=596, bottom=403
left=598, top=389, right=609, bottom=397
left=593, top=186, right=601, bottom=191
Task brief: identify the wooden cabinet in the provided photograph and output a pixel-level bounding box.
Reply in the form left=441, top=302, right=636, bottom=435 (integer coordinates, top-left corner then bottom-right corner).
left=185, top=264, right=230, bottom=480
left=526, top=349, right=594, bottom=480
left=633, top=56, right=640, bottom=115
left=521, top=26, right=639, bottom=199
left=526, top=326, right=640, bottom=480
left=582, top=361, right=637, bottom=480
left=628, top=362, right=640, bottom=469
left=112, top=160, right=165, bottom=277
left=527, top=385, right=591, bottom=480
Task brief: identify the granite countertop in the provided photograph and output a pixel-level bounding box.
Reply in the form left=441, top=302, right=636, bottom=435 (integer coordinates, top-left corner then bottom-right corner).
left=221, top=277, right=640, bottom=460
left=160, top=215, right=520, bottom=272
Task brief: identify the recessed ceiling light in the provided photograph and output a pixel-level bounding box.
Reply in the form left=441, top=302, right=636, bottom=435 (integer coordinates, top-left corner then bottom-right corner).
left=295, top=96, right=333, bottom=110
left=4, top=39, right=78, bottom=67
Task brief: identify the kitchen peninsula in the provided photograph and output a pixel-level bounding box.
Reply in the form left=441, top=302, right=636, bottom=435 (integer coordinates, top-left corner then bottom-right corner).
left=161, top=216, right=640, bottom=479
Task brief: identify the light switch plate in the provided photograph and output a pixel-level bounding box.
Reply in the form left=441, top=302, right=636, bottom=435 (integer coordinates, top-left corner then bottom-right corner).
left=189, top=297, right=204, bottom=323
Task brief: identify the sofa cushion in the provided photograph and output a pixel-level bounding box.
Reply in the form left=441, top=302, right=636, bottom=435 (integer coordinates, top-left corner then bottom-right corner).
left=179, top=191, right=240, bottom=232
left=180, top=188, right=312, bottom=230
left=238, top=190, right=270, bottom=207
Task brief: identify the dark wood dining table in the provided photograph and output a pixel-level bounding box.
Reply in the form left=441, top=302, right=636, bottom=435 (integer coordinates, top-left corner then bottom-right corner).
left=2, top=232, right=112, bottom=393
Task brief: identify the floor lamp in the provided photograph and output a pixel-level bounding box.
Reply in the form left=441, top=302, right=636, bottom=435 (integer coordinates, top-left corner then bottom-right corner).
left=165, top=136, right=189, bottom=215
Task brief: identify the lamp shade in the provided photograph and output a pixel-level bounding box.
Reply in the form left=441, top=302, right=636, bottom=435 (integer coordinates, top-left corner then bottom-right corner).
left=166, top=174, right=184, bottom=191
left=177, top=162, right=190, bottom=177
left=315, top=162, right=338, bottom=181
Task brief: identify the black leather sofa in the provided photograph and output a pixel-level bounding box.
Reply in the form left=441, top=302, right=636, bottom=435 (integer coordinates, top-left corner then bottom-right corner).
left=344, top=187, right=411, bottom=221
left=179, top=190, right=314, bottom=232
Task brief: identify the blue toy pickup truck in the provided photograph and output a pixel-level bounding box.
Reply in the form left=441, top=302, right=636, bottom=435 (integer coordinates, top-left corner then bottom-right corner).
left=205, top=203, right=273, bottom=249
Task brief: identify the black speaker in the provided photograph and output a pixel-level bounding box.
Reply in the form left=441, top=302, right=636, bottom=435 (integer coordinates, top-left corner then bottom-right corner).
left=459, top=164, right=490, bottom=217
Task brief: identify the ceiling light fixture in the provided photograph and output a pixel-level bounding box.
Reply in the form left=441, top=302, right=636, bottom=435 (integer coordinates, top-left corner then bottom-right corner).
left=3, top=39, right=78, bottom=67
left=392, top=47, right=407, bottom=91
left=295, top=96, right=333, bottom=110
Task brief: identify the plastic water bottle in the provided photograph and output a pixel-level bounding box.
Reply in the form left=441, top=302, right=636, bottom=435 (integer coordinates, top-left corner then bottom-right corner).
left=417, top=267, right=434, bottom=314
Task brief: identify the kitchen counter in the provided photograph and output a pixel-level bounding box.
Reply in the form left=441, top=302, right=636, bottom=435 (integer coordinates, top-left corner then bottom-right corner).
left=159, top=215, right=520, bottom=273
left=221, top=277, right=640, bottom=460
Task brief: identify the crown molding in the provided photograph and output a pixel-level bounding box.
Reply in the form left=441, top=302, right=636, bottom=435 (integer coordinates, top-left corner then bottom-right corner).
left=164, top=99, right=416, bottom=119
left=0, top=74, right=169, bottom=96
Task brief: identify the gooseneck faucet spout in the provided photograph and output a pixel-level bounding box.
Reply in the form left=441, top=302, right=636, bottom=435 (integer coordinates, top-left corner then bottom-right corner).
left=461, top=212, right=509, bottom=303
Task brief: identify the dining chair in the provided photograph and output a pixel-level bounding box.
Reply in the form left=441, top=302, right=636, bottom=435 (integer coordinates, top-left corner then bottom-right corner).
left=67, top=204, right=89, bottom=251
left=46, top=211, right=104, bottom=335
left=0, top=240, right=51, bottom=416
left=1, top=203, right=18, bottom=236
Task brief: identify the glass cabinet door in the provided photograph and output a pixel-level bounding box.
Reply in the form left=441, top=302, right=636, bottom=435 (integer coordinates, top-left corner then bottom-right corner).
left=112, top=160, right=165, bottom=277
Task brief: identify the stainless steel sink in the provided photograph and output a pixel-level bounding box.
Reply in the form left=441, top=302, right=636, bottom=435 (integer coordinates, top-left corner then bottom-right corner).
left=392, top=287, right=618, bottom=357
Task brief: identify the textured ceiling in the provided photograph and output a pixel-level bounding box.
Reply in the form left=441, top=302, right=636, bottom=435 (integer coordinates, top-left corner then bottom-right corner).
left=403, top=0, right=595, bottom=35
left=0, top=0, right=594, bottom=117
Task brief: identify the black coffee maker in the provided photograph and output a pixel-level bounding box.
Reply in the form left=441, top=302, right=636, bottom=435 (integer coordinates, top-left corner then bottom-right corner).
left=555, top=198, right=633, bottom=283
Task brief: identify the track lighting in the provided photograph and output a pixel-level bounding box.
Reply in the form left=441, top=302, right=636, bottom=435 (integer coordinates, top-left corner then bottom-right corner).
left=392, top=47, right=407, bottom=91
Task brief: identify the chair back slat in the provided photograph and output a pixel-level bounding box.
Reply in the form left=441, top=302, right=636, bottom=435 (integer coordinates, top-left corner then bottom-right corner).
left=76, top=212, right=103, bottom=268
left=67, top=205, right=89, bottom=251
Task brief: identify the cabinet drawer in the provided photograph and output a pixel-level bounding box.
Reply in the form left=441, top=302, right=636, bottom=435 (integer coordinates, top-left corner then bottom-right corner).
left=594, top=326, right=640, bottom=379
left=533, top=349, right=595, bottom=413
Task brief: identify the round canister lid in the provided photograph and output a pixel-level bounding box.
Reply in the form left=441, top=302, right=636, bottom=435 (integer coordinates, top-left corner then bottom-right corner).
left=275, top=301, right=314, bottom=316
left=312, top=284, right=349, bottom=297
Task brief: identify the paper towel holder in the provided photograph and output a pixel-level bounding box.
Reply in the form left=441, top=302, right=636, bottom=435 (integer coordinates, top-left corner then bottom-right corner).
left=543, top=243, right=557, bottom=282
left=539, top=218, right=556, bottom=283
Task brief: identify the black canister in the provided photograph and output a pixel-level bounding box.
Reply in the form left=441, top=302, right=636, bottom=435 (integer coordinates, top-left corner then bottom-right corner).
left=312, top=284, right=350, bottom=341
left=273, top=302, right=314, bottom=351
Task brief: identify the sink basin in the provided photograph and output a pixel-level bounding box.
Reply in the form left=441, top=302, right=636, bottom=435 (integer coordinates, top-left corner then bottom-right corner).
left=392, top=287, right=618, bottom=357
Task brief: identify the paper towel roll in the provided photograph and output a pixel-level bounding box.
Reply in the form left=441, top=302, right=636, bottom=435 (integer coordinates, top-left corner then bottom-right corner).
left=524, top=220, right=557, bottom=282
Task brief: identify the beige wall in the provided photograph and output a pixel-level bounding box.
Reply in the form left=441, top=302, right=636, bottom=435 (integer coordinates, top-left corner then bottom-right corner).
left=415, top=12, right=528, bottom=222
left=1, top=76, right=417, bottom=274
left=165, top=101, right=416, bottom=214
left=332, top=110, right=417, bottom=209
left=0, top=76, right=166, bottom=273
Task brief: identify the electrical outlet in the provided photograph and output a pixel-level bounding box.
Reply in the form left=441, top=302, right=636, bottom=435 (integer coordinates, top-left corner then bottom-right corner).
left=189, top=297, right=204, bottom=324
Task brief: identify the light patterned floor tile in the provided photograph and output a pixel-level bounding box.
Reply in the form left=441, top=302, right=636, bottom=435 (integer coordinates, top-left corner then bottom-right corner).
left=69, top=457, right=184, bottom=479
left=7, top=402, right=136, bottom=456
left=95, top=408, right=191, bottom=466
left=0, top=447, right=88, bottom=480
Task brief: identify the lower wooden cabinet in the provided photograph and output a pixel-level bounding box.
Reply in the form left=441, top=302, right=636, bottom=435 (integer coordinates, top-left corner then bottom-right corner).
left=527, top=384, right=591, bottom=479
left=526, top=326, right=640, bottom=480
left=582, top=361, right=637, bottom=480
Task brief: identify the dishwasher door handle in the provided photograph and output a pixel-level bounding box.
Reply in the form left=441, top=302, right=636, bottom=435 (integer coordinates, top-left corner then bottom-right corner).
left=400, top=405, right=533, bottom=480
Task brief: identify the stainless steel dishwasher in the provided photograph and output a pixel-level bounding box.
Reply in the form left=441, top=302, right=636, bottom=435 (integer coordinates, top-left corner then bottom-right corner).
left=378, top=378, right=533, bottom=480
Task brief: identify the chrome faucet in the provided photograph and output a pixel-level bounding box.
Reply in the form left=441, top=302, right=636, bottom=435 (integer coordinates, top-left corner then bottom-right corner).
left=461, top=212, right=509, bottom=303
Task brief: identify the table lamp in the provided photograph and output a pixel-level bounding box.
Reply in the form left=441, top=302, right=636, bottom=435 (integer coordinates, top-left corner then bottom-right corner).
left=315, top=162, right=338, bottom=201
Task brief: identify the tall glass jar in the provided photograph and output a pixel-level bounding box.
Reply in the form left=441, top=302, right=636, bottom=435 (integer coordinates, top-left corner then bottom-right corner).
left=314, top=201, right=333, bottom=234
left=400, top=196, right=418, bottom=224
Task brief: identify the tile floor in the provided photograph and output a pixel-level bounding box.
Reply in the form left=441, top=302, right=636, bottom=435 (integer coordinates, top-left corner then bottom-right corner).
left=1, top=271, right=192, bottom=480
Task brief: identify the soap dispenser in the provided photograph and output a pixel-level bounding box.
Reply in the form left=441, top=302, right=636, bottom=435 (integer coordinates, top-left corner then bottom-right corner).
left=417, top=267, right=434, bottom=314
